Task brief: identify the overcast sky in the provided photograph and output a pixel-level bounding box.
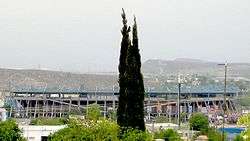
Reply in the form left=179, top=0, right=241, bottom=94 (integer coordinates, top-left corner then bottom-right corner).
left=0, top=0, right=249, bottom=72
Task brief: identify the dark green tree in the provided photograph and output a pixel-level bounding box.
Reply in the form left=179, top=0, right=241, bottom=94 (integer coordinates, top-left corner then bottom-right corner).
left=117, top=8, right=145, bottom=131
left=126, top=16, right=145, bottom=131
left=117, top=8, right=131, bottom=129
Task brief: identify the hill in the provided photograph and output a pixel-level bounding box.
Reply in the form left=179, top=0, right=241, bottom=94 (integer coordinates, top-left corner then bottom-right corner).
left=142, top=58, right=250, bottom=79
left=0, top=58, right=249, bottom=92
left=0, top=69, right=118, bottom=91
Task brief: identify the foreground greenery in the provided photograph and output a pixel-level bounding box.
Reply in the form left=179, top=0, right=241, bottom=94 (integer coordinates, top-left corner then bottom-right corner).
left=48, top=119, right=154, bottom=141
left=48, top=118, right=186, bottom=141
left=47, top=103, right=183, bottom=141
left=0, top=112, right=232, bottom=141
left=46, top=111, right=227, bottom=141
left=49, top=119, right=121, bottom=141
left=0, top=120, right=26, bottom=141
left=236, top=113, right=250, bottom=140
left=154, top=129, right=182, bottom=141
left=199, top=127, right=224, bottom=141
left=237, top=113, right=250, bottom=127
left=189, top=112, right=225, bottom=141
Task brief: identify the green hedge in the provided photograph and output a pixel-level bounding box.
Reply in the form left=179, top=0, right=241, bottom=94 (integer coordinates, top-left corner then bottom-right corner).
left=30, top=118, right=68, bottom=125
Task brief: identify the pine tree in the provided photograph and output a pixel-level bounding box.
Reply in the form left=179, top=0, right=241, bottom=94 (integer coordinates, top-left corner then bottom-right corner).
left=117, top=8, right=131, bottom=129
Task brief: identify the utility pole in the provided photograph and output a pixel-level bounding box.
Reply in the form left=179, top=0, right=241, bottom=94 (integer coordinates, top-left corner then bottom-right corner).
left=177, top=75, right=181, bottom=129
left=147, top=87, right=151, bottom=121
left=223, top=63, right=227, bottom=141
left=218, top=62, right=228, bottom=141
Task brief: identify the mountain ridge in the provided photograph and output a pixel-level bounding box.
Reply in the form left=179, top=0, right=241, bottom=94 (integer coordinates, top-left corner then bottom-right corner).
left=0, top=58, right=249, bottom=91
left=142, top=59, right=250, bottom=77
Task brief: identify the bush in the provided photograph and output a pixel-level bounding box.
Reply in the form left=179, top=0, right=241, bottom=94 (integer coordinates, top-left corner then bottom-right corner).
left=0, top=119, right=26, bottom=141
left=192, top=127, right=224, bottom=141
left=237, top=114, right=250, bottom=127
left=204, top=128, right=223, bottom=141
left=30, top=118, right=67, bottom=125
left=234, top=114, right=250, bottom=141
left=86, top=103, right=101, bottom=121
left=189, top=113, right=209, bottom=131
left=154, top=129, right=182, bottom=141
left=121, top=129, right=153, bottom=141
left=49, top=118, right=153, bottom=141
left=49, top=119, right=120, bottom=141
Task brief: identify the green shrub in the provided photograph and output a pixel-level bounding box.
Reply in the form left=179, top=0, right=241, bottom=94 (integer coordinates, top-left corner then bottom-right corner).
left=121, top=129, right=153, bottom=141
left=49, top=119, right=120, bottom=141
left=86, top=103, right=101, bottom=121
left=49, top=118, right=154, bottom=141
left=237, top=114, right=250, bottom=127
left=192, top=128, right=224, bottom=141
left=30, top=118, right=67, bottom=125
left=0, top=119, right=26, bottom=141
left=189, top=113, right=209, bottom=131
left=154, top=129, right=182, bottom=141
left=205, top=128, right=223, bottom=141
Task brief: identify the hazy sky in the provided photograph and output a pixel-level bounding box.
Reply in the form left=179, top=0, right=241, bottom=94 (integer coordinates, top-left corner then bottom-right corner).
left=0, top=0, right=249, bottom=72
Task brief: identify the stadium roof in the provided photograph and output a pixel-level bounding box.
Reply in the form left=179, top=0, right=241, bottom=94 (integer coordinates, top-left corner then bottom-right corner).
left=10, top=83, right=240, bottom=94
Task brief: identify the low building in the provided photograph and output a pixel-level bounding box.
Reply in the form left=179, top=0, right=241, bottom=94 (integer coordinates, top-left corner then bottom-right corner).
left=19, top=125, right=66, bottom=141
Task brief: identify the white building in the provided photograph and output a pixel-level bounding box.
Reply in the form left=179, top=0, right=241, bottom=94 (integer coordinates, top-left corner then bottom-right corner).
left=19, top=125, right=66, bottom=141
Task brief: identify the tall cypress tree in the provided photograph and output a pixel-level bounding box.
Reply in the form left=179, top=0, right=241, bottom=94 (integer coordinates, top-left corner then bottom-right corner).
left=117, top=8, right=131, bottom=129
left=126, top=16, right=145, bottom=131
left=117, top=9, right=145, bottom=131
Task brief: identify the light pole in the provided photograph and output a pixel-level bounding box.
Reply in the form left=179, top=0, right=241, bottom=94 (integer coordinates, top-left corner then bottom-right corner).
left=177, top=74, right=181, bottom=129
left=218, top=62, right=228, bottom=141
